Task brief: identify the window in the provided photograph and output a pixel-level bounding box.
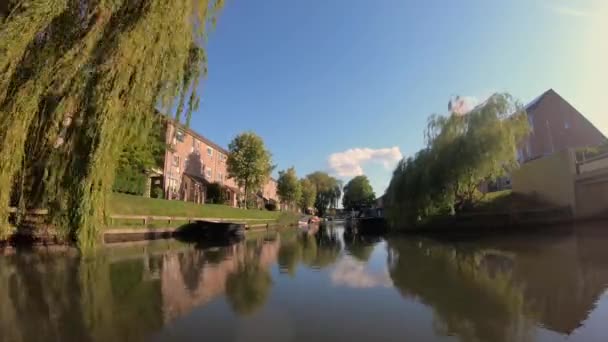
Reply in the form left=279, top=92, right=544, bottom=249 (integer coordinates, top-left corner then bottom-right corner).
left=206, top=168, right=212, bottom=179
left=564, top=121, right=570, bottom=129
left=207, top=146, right=214, bottom=157
left=220, top=153, right=227, bottom=162
left=176, top=130, right=185, bottom=142
left=172, top=155, right=180, bottom=167
left=193, top=139, right=200, bottom=152
left=217, top=172, right=223, bottom=183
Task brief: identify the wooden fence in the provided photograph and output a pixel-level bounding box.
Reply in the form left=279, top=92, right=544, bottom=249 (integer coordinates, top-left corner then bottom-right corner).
left=7, top=208, right=276, bottom=227
left=108, top=214, right=276, bottom=226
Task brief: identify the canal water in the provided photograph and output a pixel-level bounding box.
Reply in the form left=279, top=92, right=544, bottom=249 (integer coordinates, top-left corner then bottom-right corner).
left=1, top=222, right=608, bottom=342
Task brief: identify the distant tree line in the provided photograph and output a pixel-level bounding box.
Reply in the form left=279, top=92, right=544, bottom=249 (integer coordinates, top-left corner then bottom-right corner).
left=275, top=168, right=341, bottom=216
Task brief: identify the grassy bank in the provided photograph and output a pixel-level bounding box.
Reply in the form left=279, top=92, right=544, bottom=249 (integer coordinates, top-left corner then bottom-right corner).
left=394, top=190, right=571, bottom=233
left=107, top=193, right=298, bottom=228
left=471, top=190, right=556, bottom=213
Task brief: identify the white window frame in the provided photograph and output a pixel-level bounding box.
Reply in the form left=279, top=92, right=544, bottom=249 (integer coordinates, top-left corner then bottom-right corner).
left=207, top=146, right=214, bottom=158
left=176, top=130, right=185, bottom=142
left=206, top=168, right=212, bottom=179
left=172, top=155, right=180, bottom=167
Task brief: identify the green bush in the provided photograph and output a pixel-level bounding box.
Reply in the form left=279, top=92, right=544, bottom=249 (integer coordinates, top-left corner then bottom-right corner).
left=113, top=168, right=147, bottom=195
left=152, top=187, right=164, bottom=199
left=206, top=182, right=230, bottom=204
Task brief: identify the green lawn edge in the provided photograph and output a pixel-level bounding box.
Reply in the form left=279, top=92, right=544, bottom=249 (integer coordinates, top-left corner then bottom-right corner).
left=107, top=193, right=298, bottom=229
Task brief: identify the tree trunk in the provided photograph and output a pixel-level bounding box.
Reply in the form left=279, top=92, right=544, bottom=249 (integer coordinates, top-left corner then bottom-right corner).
left=244, top=182, right=248, bottom=209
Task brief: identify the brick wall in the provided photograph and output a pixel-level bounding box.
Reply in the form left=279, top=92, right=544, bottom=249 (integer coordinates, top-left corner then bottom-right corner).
left=161, top=119, right=278, bottom=207
left=163, top=120, right=238, bottom=205
left=519, top=90, right=606, bottom=162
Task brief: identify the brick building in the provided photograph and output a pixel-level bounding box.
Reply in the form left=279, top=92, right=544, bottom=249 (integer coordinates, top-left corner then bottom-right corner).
left=156, top=118, right=278, bottom=208
left=258, top=178, right=280, bottom=209
left=484, top=90, right=606, bottom=193
left=517, top=89, right=606, bottom=163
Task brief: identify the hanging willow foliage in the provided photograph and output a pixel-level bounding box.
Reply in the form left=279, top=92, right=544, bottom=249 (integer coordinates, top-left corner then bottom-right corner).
left=0, top=0, right=223, bottom=249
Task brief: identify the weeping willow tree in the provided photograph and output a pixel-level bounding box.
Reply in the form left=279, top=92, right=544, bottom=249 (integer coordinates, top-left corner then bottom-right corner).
left=0, top=0, right=223, bottom=249
left=385, top=93, right=530, bottom=228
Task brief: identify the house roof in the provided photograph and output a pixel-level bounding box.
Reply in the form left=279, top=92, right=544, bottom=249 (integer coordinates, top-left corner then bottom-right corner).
left=224, top=184, right=241, bottom=194
left=183, top=172, right=211, bottom=185
left=160, top=114, right=230, bottom=155
left=524, top=89, right=553, bottom=111
left=525, top=89, right=607, bottom=140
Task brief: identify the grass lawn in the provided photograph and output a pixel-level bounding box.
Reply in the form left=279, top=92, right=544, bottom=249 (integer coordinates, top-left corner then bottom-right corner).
left=472, top=190, right=555, bottom=213
left=107, top=193, right=298, bottom=229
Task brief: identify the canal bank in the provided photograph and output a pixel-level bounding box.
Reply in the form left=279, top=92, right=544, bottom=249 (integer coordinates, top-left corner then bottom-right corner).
left=383, top=186, right=608, bottom=236
left=2, top=193, right=299, bottom=248
left=103, top=220, right=292, bottom=244
left=1, top=216, right=296, bottom=248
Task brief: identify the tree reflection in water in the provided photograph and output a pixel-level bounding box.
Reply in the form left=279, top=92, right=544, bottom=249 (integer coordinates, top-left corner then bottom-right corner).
left=387, top=238, right=534, bottom=342
left=225, top=262, right=272, bottom=315
left=0, top=250, right=89, bottom=342
left=343, top=229, right=381, bottom=262
left=386, top=224, right=608, bottom=342
left=277, top=231, right=302, bottom=277
left=277, top=225, right=342, bottom=276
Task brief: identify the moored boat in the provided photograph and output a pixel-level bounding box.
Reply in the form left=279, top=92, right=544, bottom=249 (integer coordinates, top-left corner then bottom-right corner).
left=177, top=221, right=245, bottom=240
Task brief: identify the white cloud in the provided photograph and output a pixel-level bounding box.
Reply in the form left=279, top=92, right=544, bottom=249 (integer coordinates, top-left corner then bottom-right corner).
left=328, top=147, right=403, bottom=178
left=331, top=257, right=392, bottom=288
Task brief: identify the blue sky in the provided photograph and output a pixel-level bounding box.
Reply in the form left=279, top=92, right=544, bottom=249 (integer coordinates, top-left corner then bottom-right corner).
left=190, top=0, right=607, bottom=195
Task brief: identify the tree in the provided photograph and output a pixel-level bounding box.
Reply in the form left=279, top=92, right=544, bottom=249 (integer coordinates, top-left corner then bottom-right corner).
left=277, top=167, right=301, bottom=211
left=226, top=132, right=274, bottom=209
left=0, top=0, right=224, bottom=248
left=384, top=93, right=529, bottom=228
left=298, top=179, right=316, bottom=213
left=113, top=114, right=166, bottom=195
left=342, top=175, right=376, bottom=211
left=306, top=171, right=339, bottom=216
left=334, top=181, right=343, bottom=208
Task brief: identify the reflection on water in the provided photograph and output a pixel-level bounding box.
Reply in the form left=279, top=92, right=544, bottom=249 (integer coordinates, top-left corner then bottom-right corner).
left=1, top=223, right=608, bottom=341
